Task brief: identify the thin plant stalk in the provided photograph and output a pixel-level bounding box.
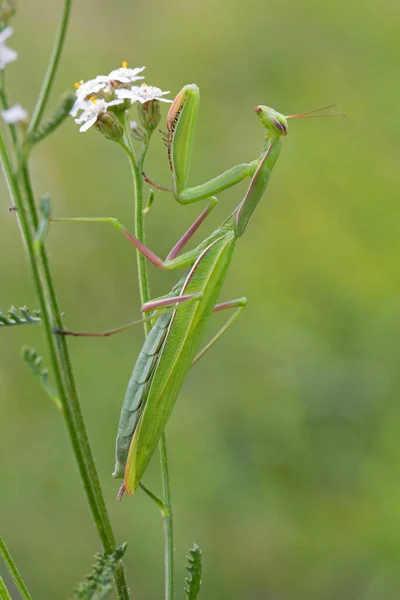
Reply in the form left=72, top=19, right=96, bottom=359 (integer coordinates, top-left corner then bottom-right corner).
left=0, top=576, right=13, bottom=600
left=28, top=0, right=73, bottom=136
left=0, top=71, right=17, bottom=149
left=0, top=127, right=130, bottom=600
left=0, top=536, right=33, bottom=600
left=159, top=433, right=174, bottom=600
left=0, top=1, right=130, bottom=596
left=123, top=118, right=175, bottom=600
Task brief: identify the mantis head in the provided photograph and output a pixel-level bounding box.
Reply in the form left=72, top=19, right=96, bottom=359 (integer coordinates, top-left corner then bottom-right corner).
left=254, top=105, right=288, bottom=137
left=254, top=103, right=343, bottom=137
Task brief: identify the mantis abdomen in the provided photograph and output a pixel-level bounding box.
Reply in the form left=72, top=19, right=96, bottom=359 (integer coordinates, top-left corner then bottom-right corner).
left=113, top=311, right=172, bottom=478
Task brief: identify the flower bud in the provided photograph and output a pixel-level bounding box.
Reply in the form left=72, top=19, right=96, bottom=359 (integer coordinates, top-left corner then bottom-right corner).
left=95, top=110, right=123, bottom=141
left=138, top=99, right=161, bottom=132
left=130, top=120, right=145, bottom=140
left=0, top=0, right=16, bottom=25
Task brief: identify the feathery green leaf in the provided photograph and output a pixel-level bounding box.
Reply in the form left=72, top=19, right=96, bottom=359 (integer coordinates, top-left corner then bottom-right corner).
left=27, top=92, right=75, bottom=146
left=74, top=543, right=128, bottom=600
left=0, top=306, right=41, bottom=328
left=185, top=544, right=202, bottom=599
left=21, top=346, right=61, bottom=409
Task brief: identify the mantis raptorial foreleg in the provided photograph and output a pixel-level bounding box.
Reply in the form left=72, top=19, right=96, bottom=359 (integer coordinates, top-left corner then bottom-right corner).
left=144, top=84, right=271, bottom=205
left=156, top=86, right=343, bottom=208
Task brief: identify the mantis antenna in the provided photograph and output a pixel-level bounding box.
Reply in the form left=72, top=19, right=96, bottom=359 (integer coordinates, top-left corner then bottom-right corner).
left=287, top=105, right=345, bottom=119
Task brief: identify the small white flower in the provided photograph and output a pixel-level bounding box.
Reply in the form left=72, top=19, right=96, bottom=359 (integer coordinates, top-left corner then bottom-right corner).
left=0, top=26, right=17, bottom=70
left=2, top=103, right=28, bottom=124
left=108, top=63, right=145, bottom=84
left=70, top=76, right=113, bottom=118
left=70, top=97, right=89, bottom=118
left=116, top=83, right=172, bottom=104
left=74, top=75, right=111, bottom=101
left=74, top=97, right=123, bottom=133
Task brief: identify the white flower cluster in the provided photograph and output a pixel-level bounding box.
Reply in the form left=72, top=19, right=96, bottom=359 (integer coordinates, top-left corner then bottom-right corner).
left=0, top=27, right=29, bottom=124
left=71, top=62, right=172, bottom=133
left=0, top=26, right=17, bottom=70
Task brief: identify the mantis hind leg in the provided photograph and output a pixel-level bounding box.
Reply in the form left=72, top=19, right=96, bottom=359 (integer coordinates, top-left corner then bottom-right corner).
left=54, top=292, right=203, bottom=337
left=192, top=297, right=247, bottom=366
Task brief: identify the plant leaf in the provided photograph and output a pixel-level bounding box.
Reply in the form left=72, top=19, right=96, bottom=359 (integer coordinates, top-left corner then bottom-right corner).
left=74, top=543, right=128, bottom=600
left=21, top=346, right=61, bottom=409
left=27, top=92, right=75, bottom=146
left=0, top=306, right=41, bottom=328
left=185, top=544, right=202, bottom=600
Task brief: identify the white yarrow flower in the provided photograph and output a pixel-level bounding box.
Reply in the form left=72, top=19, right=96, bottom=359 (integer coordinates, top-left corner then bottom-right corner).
left=74, top=75, right=111, bottom=101
left=0, top=26, right=17, bottom=70
left=2, top=103, right=28, bottom=124
left=70, top=76, right=114, bottom=118
left=116, top=84, right=172, bottom=104
left=108, top=64, right=145, bottom=84
left=70, top=97, right=90, bottom=118
left=74, top=98, right=123, bottom=133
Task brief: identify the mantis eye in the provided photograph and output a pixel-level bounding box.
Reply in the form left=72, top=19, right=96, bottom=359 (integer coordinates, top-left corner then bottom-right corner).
left=254, top=105, right=288, bottom=136
left=271, top=117, right=288, bottom=135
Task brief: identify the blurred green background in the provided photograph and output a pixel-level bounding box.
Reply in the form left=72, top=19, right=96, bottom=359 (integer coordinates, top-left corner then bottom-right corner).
left=1, top=0, right=399, bottom=598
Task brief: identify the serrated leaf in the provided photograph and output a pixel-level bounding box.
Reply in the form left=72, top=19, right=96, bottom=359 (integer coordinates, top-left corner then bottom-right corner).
left=21, top=346, right=61, bottom=409
left=0, top=306, right=41, bottom=328
left=27, top=92, right=75, bottom=146
left=185, top=544, right=202, bottom=600
left=74, top=543, right=128, bottom=600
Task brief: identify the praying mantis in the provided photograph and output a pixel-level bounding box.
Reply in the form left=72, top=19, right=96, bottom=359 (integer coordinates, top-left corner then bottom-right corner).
left=54, top=85, right=337, bottom=497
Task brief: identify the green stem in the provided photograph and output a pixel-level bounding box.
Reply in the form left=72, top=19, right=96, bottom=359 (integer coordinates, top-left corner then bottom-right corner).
left=0, top=71, right=18, bottom=150
left=0, top=577, right=12, bottom=600
left=124, top=128, right=151, bottom=319
left=123, top=120, right=174, bottom=600
left=160, top=433, right=174, bottom=600
left=0, top=131, right=130, bottom=600
left=28, top=0, right=72, bottom=135
left=0, top=536, right=33, bottom=600
left=1, top=2, right=129, bottom=596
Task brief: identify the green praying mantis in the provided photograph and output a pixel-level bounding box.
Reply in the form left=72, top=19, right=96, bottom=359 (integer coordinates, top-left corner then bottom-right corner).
left=54, top=84, right=338, bottom=497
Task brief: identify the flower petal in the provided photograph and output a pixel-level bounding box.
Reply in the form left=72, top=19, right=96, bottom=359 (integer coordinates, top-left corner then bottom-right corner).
left=79, top=116, right=97, bottom=132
